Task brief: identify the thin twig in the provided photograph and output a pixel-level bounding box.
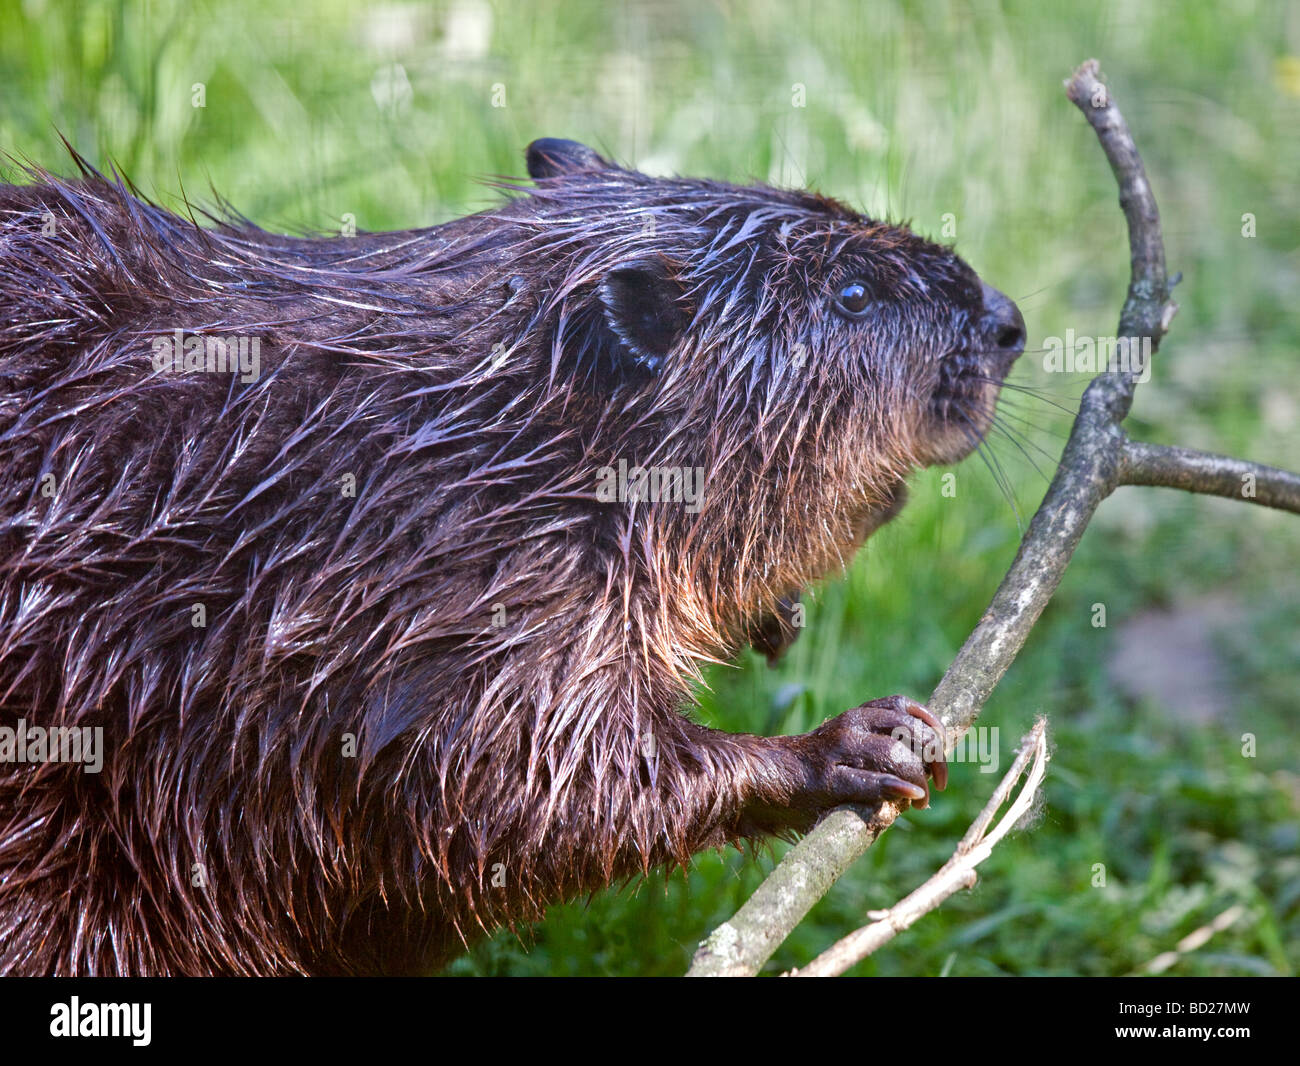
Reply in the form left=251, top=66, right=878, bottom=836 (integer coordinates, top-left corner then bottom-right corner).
left=1137, top=904, right=1247, bottom=975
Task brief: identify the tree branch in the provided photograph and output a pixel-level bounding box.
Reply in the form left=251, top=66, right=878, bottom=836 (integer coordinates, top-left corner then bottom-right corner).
left=686, top=58, right=1177, bottom=978
left=1120, top=439, right=1300, bottom=514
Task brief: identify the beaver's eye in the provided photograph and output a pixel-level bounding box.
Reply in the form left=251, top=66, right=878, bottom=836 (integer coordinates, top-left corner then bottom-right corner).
left=835, top=280, right=872, bottom=316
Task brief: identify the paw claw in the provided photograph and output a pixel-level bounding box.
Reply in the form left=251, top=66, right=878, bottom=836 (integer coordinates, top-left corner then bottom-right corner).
left=879, top=774, right=928, bottom=806
left=788, top=694, right=949, bottom=816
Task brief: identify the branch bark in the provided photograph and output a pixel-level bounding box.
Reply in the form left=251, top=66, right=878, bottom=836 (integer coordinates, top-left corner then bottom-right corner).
left=1120, top=440, right=1300, bottom=514
left=687, top=58, right=1176, bottom=978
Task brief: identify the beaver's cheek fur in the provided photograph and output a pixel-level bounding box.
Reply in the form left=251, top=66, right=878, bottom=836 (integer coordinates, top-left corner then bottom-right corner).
left=913, top=378, right=1009, bottom=466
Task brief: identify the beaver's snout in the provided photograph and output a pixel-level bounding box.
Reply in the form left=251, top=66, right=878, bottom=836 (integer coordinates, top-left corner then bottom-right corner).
left=978, top=282, right=1026, bottom=371
left=914, top=277, right=1025, bottom=467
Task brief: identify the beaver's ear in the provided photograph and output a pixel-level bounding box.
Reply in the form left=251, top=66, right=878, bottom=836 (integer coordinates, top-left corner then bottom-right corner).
left=526, top=138, right=611, bottom=179
left=597, top=258, right=690, bottom=373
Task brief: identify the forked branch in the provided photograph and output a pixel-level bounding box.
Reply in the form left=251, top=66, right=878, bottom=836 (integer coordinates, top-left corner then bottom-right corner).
left=688, top=58, right=1297, bottom=978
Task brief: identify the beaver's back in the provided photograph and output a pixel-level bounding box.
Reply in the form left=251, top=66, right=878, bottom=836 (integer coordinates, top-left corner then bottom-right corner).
left=0, top=172, right=590, bottom=973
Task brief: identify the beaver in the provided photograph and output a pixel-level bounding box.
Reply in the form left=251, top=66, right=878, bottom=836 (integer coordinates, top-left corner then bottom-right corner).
left=0, top=137, right=1025, bottom=975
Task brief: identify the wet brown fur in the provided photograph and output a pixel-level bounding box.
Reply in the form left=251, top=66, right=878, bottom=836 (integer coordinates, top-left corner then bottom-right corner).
left=0, top=142, right=1019, bottom=974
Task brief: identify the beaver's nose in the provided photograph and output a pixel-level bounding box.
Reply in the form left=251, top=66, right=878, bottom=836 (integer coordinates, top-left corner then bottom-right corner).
left=980, top=282, right=1026, bottom=361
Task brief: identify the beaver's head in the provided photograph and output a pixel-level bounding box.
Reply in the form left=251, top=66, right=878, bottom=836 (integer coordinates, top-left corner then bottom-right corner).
left=496, top=140, right=1025, bottom=627
left=520, top=138, right=1023, bottom=471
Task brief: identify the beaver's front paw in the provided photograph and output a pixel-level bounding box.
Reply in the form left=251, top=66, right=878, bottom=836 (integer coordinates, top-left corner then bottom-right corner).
left=790, top=695, right=948, bottom=813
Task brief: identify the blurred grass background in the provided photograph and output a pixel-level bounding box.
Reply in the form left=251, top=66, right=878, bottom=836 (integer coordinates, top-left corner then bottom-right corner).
left=2, top=0, right=1297, bottom=976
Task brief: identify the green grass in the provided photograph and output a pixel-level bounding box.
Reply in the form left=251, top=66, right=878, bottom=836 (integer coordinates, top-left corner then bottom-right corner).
left=4, top=0, right=1297, bottom=976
